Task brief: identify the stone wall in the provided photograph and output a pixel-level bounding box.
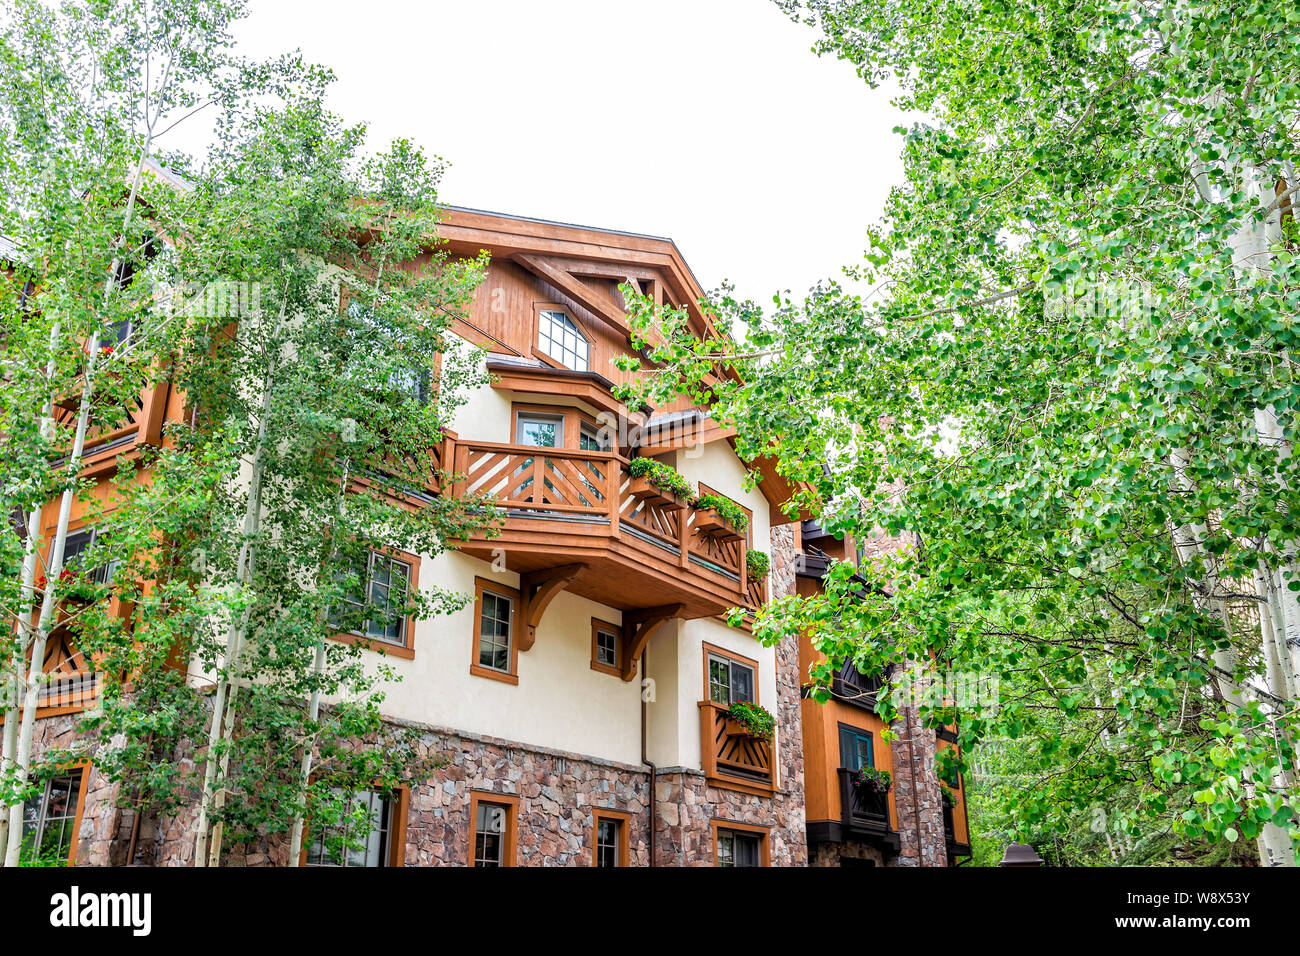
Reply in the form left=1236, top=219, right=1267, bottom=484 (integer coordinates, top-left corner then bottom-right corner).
left=889, top=662, right=950, bottom=867
left=402, top=728, right=651, bottom=866
left=22, top=709, right=810, bottom=867
left=810, top=840, right=888, bottom=867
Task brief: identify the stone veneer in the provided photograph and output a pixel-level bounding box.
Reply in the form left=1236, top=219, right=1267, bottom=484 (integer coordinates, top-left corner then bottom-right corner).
left=889, top=662, right=950, bottom=867
left=809, top=840, right=887, bottom=867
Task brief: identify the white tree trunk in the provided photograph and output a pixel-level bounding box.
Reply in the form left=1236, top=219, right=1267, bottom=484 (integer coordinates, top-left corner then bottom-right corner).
left=3, top=334, right=101, bottom=866
left=193, top=359, right=276, bottom=867
left=287, top=459, right=351, bottom=866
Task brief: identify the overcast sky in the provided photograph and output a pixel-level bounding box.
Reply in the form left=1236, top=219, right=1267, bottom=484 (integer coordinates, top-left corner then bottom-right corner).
left=177, top=0, right=909, bottom=304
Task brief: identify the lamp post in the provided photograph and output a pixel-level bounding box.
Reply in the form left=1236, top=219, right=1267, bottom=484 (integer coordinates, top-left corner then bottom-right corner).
left=999, top=843, right=1045, bottom=867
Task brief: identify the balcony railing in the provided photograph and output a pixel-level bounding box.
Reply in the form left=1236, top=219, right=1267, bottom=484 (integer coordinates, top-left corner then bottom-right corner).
left=449, top=440, right=751, bottom=617
left=50, top=380, right=170, bottom=473
left=836, top=768, right=895, bottom=840
left=454, top=441, right=617, bottom=517
left=698, top=700, right=776, bottom=794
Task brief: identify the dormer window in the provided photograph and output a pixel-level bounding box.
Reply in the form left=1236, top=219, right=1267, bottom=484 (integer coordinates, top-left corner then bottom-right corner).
left=537, top=309, right=589, bottom=372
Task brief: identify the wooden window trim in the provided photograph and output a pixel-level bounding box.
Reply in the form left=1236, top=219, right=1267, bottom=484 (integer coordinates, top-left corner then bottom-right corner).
left=592, top=807, right=631, bottom=867
left=701, top=641, right=760, bottom=705
left=468, top=791, right=520, bottom=867
left=470, top=576, right=520, bottom=685
left=531, top=302, right=592, bottom=373
left=327, top=546, right=420, bottom=661
left=710, top=818, right=771, bottom=867
left=590, top=617, right=622, bottom=677
left=297, top=783, right=410, bottom=867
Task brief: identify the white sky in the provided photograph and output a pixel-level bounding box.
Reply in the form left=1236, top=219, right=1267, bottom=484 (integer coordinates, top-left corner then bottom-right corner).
left=176, top=0, right=909, bottom=305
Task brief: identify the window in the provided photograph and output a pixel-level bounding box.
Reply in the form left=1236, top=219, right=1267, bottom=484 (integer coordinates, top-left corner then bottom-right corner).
left=471, top=577, right=519, bottom=684
left=21, top=770, right=87, bottom=865
left=60, top=527, right=115, bottom=585
left=345, top=301, right=432, bottom=404
left=330, top=551, right=412, bottom=649
left=469, top=792, right=518, bottom=867
left=713, top=823, right=768, bottom=867
left=839, top=725, right=875, bottom=772
left=590, top=619, right=621, bottom=677
left=592, top=809, right=630, bottom=867
left=708, top=651, right=754, bottom=706
left=303, top=788, right=404, bottom=868
left=579, top=421, right=611, bottom=452
left=596, top=630, right=617, bottom=667
left=537, top=308, right=589, bottom=371
left=515, top=413, right=563, bottom=448
left=479, top=592, right=512, bottom=670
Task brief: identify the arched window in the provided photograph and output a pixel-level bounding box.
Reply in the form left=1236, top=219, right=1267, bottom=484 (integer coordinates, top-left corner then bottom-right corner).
left=537, top=309, right=589, bottom=372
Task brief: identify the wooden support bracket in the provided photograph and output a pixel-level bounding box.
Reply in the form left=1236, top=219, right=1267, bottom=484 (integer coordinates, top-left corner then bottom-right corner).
left=517, top=563, right=586, bottom=652
left=620, top=603, right=685, bottom=682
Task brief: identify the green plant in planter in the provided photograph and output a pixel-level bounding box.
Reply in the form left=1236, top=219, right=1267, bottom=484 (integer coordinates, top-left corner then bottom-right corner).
left=940, top=786, right=956, bottom=807
left=857, top=766, right=892, bottom=791
left=745, top=549, right=769, bottom=579
left=726, top=700, right=775, bottom=740
left=627, top=457, right=695, bottom=502
left=694, top=493, right=749, bottom=532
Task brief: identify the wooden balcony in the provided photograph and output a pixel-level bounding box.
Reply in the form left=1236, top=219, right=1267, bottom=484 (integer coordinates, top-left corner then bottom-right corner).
left=450, top=441, right=751, bottom=652
left=698, top=701, right=776, bottom=795
left=50, top=381, right=171, bottom=477
left=836, top=768, right=899, bottom=849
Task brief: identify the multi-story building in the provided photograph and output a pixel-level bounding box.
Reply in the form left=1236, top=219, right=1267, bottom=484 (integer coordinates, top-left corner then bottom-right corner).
left=7, top=205, right=969, bottom=867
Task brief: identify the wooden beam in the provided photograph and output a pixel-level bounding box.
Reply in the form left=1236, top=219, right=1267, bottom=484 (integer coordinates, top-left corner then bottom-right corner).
left=517, top=563, right=586, bottom=651
left=513, top=254, right=631, bottom=340
left=620, top=603, right=684, bottom=681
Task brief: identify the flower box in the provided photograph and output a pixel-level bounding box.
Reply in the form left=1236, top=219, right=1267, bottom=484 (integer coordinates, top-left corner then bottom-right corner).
left=695, top=507, right=745, bottom=541
left=627, top=474, right=687, bottom=509
left=720, top=714, right=747, bottom=736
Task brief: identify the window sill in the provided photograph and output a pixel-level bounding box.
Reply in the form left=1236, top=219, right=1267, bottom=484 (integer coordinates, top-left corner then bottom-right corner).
left=328, top=630, right=415, bottom=660
left=470, top=664, right=518, bottom=685
left=590, top=660, right=621, bottom=678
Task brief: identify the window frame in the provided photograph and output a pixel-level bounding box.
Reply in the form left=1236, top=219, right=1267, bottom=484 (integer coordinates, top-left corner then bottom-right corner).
left=298, top=784, right=410, bottom=868
left=470, top=576, right=520, bottom=685
left=20, top=763, right=90, bottom=866
left=703, top=642, right=758, bottom=707
left=590, top=617, right=622, bottom=677
left=327, top=547, right=420, bottom=661
left=514, top=410, right=566, bottom=449
left=532, top=304, right=591, bottom=372
left=711, top=819, right=770, bottom=867
left=837, top=722, right=875, bottom=773
left=57, top=524, right=117, bottom=586
left=468, top=791, right=519, bottom=867
left=592, top=807, right=631, bottom=868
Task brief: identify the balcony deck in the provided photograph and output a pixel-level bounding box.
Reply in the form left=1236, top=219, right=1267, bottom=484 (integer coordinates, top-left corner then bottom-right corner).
left=836, top=767, right=900, bottom=851
left=699, top=700, right=776, bottom=795
left=449, top=440, right=751, bottom=621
